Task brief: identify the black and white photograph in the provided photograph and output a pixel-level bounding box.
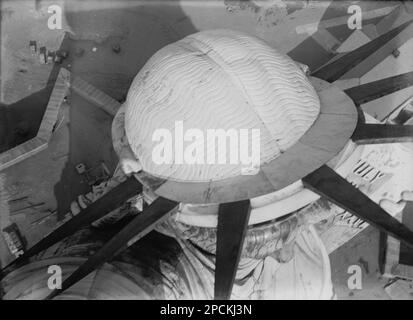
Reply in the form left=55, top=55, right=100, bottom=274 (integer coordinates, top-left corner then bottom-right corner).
left=0, top=0, right=413, bottom=306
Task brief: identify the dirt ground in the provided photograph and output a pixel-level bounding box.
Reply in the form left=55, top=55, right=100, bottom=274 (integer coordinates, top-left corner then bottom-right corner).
left=0, top=0, right=411, bottom=299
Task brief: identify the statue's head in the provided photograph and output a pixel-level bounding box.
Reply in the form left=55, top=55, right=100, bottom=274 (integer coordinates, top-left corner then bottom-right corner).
left=123, top=29, right=320, bottom=182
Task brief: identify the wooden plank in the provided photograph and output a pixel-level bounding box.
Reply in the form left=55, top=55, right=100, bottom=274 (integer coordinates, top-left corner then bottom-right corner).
left=352, top=123, right=413, bottom=144
left=0, top=69, right=70, bottom=172
left=0, top=137, right=47, bottom=172
left=46, top=196, right=178, bottom=299
left=344, top=71, right=413, bottom=105
left=311, top=19, right=413, bottom=82
left=1, top=176, right=142, bottom=276
left=302, top=165, right=413, bottom=250
left=70, top=76, right=121, bottom=116
left=376, top=5, right=404, bottom=34
left=215, top=200, right=251, bottom=300
left=37, top=68, right=71, bottom=140
left=343, top=21, right=413, bottom=79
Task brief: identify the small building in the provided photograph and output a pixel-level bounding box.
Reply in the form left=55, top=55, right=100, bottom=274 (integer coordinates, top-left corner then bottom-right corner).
left=29, top=40, right=37, bottom=54
left=47, top=51, right=55, bottom=64
left=38, top=46, right=47, bottom=64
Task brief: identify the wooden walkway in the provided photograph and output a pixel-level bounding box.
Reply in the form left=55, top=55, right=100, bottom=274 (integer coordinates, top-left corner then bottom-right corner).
left=0, top=68, right=121, bottom=172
